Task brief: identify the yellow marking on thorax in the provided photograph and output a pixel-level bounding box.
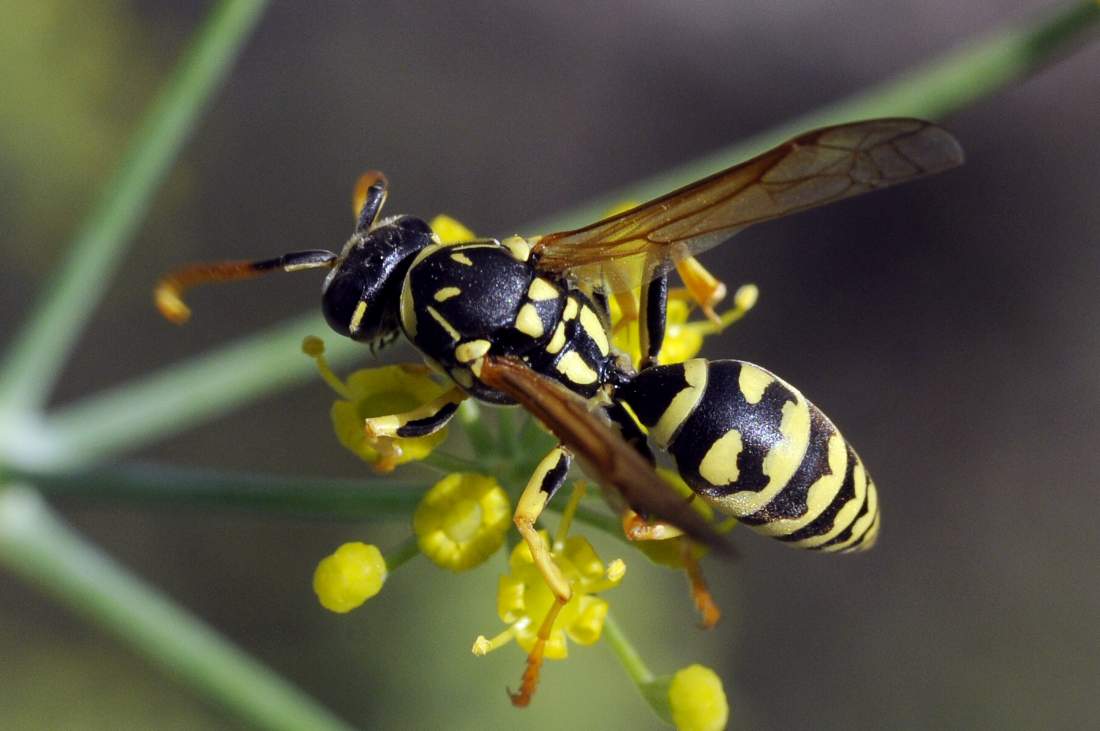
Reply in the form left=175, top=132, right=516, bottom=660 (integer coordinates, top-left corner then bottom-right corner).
left=450, top=252, right=474, bottom=266
left=650, top=358, right=708, bottom=448
left=753, top=433, right=847, bottom=537
left=699, top=429, right=743, bottom=486
left=555, top=350, right=598, bottom=385
left=515, top=303, right=544, bottom=338
left=426, top=306, right=461, bottom=341
left=455, top=339, right=491, bottom=364
left=545, top=322, right=567, bottom=354
left=348, top=300, right=368, bottom=334
left=563, top=297, right=579, bottom=321
left=578, top=305, right=610, bottom=356
left=527, top=277, right=559, bottom=301
left=738, top=365, right=774, bottom=404
left=434, top=287, right=461, bottom=302
left=503, top=235, right=531, bottom=262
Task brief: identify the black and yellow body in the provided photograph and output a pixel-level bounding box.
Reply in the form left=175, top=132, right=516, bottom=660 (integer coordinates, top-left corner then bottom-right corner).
left=155, top=119, right=963, bottom=705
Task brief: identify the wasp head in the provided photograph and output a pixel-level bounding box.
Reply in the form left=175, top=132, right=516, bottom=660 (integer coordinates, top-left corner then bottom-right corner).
left=321, top=215, right=432, bottom=342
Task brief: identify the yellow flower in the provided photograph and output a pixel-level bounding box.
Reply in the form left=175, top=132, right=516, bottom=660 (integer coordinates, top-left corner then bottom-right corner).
left=428, top=214, right=476, bottom=245
left=313, top=542, right=387, bottom=613
left=303, top=336, right=451, bottom=472
left=413, top=473, right=511, bottom=571
left=610, top=284, right=759, bottom=367
left=496, top=532, right=623, bottom=658
left=668, top=664, right=729, bottom=731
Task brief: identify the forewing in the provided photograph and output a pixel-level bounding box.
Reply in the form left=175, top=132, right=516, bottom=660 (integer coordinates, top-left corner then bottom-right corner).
left=478, top=356, right=733, bottom=553
left=533, top=118, right=963, bottom=292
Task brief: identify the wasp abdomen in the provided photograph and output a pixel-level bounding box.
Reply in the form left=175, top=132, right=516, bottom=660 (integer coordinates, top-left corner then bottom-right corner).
left=617, top=359, right=879, bottom=552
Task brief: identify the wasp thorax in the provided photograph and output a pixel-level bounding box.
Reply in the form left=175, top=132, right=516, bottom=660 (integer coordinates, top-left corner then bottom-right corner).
left=322, top=216, right=433, bottom=342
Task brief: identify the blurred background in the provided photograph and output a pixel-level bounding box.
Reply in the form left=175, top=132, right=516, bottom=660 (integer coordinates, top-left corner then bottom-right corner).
left=1, top=1, right=1097, bottom=728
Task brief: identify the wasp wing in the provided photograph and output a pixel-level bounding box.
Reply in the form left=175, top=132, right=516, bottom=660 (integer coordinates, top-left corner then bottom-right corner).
left=532, top=118, right=963, bottom=293
left=478, top=355, right=733, bottom=553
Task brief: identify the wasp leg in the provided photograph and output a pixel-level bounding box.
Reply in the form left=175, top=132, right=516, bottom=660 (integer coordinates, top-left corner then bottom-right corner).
left=360, top=386, right=465, bottom=472
left=352, top=170, right=389, bottom=232
left=638, top=272, right=668, bottom=370
left=363, top=386, right=466, bottom=440
left=674, top=255, right=727, bottom=323
left=621, top=508, right=684, bottom=541
left=622, top=508, right=722, bottom=629
left=681, top=541, right=722, bottom=629
left=508, top=445, right=574, bottom=707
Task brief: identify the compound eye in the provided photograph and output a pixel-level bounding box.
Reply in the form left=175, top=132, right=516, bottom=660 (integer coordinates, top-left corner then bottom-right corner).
left=322, top=271, right=373, bottom=339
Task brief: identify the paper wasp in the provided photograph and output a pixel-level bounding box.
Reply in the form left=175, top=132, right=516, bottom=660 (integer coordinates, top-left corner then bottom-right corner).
left=156, top=118, right=963, bottom=705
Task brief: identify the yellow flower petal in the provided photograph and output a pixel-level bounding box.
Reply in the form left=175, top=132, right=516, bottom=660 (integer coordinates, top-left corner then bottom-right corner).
left=329, top=365, right=452, bottom=470
left=413, top=473, right=511, bottom=571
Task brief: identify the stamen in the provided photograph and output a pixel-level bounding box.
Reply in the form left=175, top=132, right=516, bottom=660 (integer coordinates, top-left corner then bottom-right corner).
left=301, top=337, right=353, bottom=399
left=472, top=627, right=517, bottom=656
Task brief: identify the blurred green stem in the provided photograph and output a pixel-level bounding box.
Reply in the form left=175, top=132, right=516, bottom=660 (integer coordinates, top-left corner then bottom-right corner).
left=0, top=0, right=270, bottom=418
left=604, top=612, right=677, bottom=725
left=0, top=485, right=354, bottom=731
left=10, top=461, right=626, bottom=538
left=383, top=536, right=421, bottom=571
left=603, top=612, right=655, bottom=686
left=28, top=0, right=1100, bottom=464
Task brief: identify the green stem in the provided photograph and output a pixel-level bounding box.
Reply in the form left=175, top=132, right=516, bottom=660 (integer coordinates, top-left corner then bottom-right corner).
left=495, top=408, right=516, bottom=458
left=382, top=535, right=421, bottom=572
left=12, top=461, right=630, bottom=541
left=0, top=0, right=270, bottom=417
left=31, top=1, right=1099, bottom=461
left=456, top=400, right=495, bottom=458
left=603, top=611, right=655, bottom=686
left=603, top=611, right=677, bottom=725
left=420, top=450, right=485, bottom=475
left=5, top=462, right=423, bottom=519
left=0, top=485, right=354, bottom=731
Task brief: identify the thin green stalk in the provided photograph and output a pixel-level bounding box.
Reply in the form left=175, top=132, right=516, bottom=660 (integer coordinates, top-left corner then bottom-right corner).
left=456, top=400, right=495, bottom=458
left=13, top=461, right=629, bottom=540
left=420, top=450, right=485, bottom=474
left=0, top=0, right=270, bottom=417
left=5, top=462, right=423, bottom=519
left=603, top=611, right=655, bottom=686
left=382, top=535, right=421, bottom=572
left=0, top=485, right=354, bottom=731
left=495, top=408, right=517, bottom=458
left=33, top=1, right=1100, bottom=463
left=603, top=611, right=676, bottom=725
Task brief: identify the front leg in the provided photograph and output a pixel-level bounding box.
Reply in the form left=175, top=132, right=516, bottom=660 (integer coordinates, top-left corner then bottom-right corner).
left=361, top=385, right=465, bottom=471
left=362, top=385, right=465, bottom=439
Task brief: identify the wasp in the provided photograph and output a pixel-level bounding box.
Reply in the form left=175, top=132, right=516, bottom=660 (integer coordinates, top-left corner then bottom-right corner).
left=157, top=118, right=962, bottom=705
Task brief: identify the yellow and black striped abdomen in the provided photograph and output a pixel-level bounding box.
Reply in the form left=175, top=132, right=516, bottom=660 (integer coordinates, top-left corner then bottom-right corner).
left=616, top=359, right=879, bottom=552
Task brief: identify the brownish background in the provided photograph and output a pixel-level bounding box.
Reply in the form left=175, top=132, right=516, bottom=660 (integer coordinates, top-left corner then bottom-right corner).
left=1, top=1, right=1097, bottom=728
